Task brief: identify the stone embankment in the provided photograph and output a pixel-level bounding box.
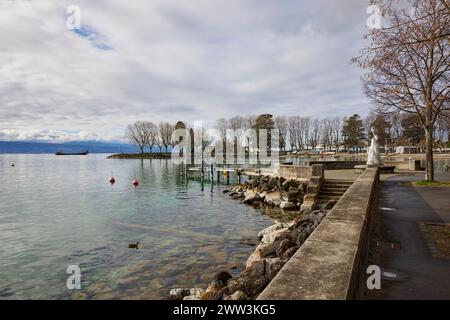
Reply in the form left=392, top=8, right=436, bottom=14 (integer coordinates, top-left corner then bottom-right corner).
left=225, top=175, right=308, bottom=211
left=168, top=173, right=338, bottom=300
left=225, top=173, right=326, bottom=212
left=168, top=206, right=331, bottom=300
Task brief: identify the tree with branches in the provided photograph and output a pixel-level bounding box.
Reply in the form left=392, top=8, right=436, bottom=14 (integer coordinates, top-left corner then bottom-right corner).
left=354, top=0, right=449, bottom=180
left=126, top=121, right=150, bottom=154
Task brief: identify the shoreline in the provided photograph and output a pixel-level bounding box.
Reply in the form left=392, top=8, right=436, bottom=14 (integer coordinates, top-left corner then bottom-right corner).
left=106, top=153, right=172, bottom=159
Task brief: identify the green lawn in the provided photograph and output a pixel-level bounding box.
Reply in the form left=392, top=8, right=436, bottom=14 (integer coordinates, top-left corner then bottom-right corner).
left=400, top=180, right=450, bottom=187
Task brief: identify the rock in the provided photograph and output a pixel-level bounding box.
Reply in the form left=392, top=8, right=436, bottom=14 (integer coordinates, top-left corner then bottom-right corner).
left=223, top=267, right=270, bottom=298
left=264, top=257, right=286, bottom=280
left=223, top=290, right=248, bottom=300
left=243, top=190, right=260, bottom=204
left=295, top=229, right=310, bottom=246
left=257, top=222, right=285, bottom=239
left=268, top=177, right=278, bottom=189
left=275, top=239, right=295, bottom=257
left=183, top=295, right=201, bottom=300
left=280, top=201, right=298, bottom=211
left=214, top=271, right=233, bottom=287
left=281, top=179, right=292, bottom=191
left=200, top=291, right=223, bottom=300
left=207, top=271, right=232, bottom=292
left=260, top=182, right=270, bottom=192
left=281, top=246, right=299, bottom=260
left=259, top=191, right=267, bottom=200
left=232, top=193, right=244, bottom=200
left=169, top=288, right=205, bottom=300
left=246, top=248, right=264, bottom=269
left=286, top=189, right=301, bottom=202
left=264, top=191, right=281, bottom=207
left=260, top=227, right=291, bottom=244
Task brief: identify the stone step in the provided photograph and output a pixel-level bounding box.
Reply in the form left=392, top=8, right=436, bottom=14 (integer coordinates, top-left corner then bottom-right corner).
left=320, top=185, right=349, bottom=190
left=317, top=195, right=341, bottom=200
left=320, top=190, right=346, bottom=196
left=324, top=179, right=354, bottom=184
left=322, top=182, right=353, bottom=187
left=320, top=189, right=348, bottom=193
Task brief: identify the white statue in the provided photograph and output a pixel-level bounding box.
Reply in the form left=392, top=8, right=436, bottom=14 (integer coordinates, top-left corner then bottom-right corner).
left=367, top=126, right=381, bottom=167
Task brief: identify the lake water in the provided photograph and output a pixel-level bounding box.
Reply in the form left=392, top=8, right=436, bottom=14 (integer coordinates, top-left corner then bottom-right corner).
left=0, top=154, right=274, bottom=300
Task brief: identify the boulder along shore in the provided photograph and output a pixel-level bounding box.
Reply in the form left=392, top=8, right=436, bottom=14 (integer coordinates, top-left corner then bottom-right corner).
left=169, top=175, right=337, bottom=300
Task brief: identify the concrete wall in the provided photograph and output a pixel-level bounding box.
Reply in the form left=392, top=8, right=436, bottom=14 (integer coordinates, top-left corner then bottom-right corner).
left=383, top=159, right=421, bottom=171
left=277, top=164, right=324, bottom=180
left=258, top=167, right=380, bottom=300
left=309, top=160, right=366, bottom=170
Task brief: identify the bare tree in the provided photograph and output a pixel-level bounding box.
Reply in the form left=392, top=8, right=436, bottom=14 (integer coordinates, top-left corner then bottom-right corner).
left=321, top=118, right=333, bottom=151
left=215, top=118, right=228, bottom=143
left=126, top=121, right=151, bottom=154
left=309, top=118, right=322, bottom=151
left=159, top=122, right=174, bottom=153
left=244, top=115, right=256, bottom=131
left=354, top=0, right=449, bottom=180
left=287, top=116, right=299, bottom=151
left=330, top=116, right=342, bottom=152
left=144, top=121, right=158, bottom=154
left=274, top=116, right=288, bottom=152
left=435, top=111, right=449, bottom=151
left=388, top=112, right=403, bottom=149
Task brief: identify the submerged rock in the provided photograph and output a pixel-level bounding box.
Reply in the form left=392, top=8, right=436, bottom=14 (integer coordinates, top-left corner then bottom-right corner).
left=223, top=290, right=248, bottom=300
left=169, top=288, right=205, bottom=300
left=280, top=201, right=298, bottom=211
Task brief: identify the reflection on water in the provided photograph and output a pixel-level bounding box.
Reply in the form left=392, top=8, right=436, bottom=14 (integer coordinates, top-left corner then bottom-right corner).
left=0, top=154, right=274, bottom=299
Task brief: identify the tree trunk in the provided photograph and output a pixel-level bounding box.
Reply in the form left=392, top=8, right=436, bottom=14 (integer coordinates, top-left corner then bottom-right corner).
left=140, top=146, right=144, bottom=154
left=424, top=127, right=434, bottom=181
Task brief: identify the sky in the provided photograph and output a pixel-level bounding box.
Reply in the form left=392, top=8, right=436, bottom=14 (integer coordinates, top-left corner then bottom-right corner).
left=0, top=0, right=374, bottom=142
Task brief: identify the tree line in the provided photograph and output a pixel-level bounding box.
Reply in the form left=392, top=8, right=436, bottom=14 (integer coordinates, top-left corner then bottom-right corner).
left=126, top=111, right=450, bottom=154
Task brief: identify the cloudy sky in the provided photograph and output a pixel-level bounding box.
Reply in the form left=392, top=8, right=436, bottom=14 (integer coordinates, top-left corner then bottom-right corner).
left=0, top=0, right=373, bottom=142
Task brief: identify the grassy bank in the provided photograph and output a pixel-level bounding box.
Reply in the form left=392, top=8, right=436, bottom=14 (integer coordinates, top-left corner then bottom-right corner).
left=399, top=180, right=450, bottom=187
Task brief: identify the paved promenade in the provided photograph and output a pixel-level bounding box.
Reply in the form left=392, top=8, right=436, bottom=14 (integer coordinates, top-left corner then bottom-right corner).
left=367, top=172, right=450, bottom=299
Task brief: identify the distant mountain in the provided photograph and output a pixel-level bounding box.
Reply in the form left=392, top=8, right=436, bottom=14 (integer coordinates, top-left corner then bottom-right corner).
left=0, top=140, right=147, bottom=154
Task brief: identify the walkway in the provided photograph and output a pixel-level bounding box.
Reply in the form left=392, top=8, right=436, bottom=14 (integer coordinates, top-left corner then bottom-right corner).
left=366, top=173, right=450, bottom=299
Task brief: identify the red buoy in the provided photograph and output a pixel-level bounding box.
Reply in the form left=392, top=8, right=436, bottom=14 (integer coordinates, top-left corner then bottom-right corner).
left=109, top=176, right=116, bottom=183
left=132, top=178, right=139, bottom=186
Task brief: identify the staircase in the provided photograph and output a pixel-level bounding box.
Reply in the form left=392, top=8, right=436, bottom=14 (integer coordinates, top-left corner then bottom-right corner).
left=316, top=179, right=354, bottom=208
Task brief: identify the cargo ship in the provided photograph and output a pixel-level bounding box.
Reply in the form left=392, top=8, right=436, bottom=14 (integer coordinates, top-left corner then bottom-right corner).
left=55, top=150, right=89, bottom=155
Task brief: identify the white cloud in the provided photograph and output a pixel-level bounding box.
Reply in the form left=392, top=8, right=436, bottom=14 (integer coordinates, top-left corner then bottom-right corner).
left=0, top=0, right=372, bottom=141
